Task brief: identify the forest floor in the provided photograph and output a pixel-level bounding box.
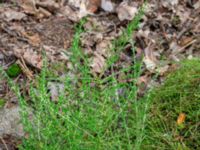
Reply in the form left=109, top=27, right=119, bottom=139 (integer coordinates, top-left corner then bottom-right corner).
left=0, top=0, right=200, bottom=149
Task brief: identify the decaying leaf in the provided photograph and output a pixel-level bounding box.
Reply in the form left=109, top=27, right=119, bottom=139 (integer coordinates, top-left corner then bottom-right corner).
left=36, top=0, right=59, bottom=13
left=116, top=1, right=138, bottom=21
left=162, top=0, right=178, bottom=8
left=177, top=113, right=186, bottom=125
left=96, top=40, right=112, bottom=58
left=48, top=82, right=65, bottom=102
left=68, top=0, right=101, bottom=18
left=143, top=44, right=157, bottom=72
left=23, top=50, right=43, bottom=69
left=21, top=32, right=41, bottom=46
left=21, top=0, right=37, bottom=15
left=156, top=65, right=169, bottom=76
left=21, top=0, right=53, bottom=18
left=2, top=10, right=26, bottom=22
left=90, top=52, right=106, bottom=73
left=14, top=48, right=42, bottom=70
left=87, top=0, right=101, bottom=13
left=61, top=5, right=79, bottom=22
left=101, top=0, right=115, bottom=12
left=143, top=56, right=157, bottom=72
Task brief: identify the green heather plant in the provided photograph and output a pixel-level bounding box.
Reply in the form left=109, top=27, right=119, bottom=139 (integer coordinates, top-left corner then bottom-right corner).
left=0, top=4, right=152, bottom=150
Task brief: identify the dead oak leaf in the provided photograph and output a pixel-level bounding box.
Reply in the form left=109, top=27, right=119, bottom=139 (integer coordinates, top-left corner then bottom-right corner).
left=14, top=48, right=42, bottom=70
left=36, top=0, right=59, bottom=13
left=87, top=0, right=101, bottom=13
left=23, top=51, right=43, bottom=69
left=96, top=40, right=112, bottom=58
left=21, top=0, right=52, bottom=18
left=22, top=32, right=41, bottom=46
left=68, top=0, right=101, bottom=18
left=116, top=1, right=138, bottom=21
left=21, top=0, right=37, bottom=15
left=177, top=113, right=186, bottom=125
left=143, top=44, right=158, bottom=72
left=61, top=5, right=79, bottom=22
left=90, top=52, right=106, bottom=73
left=2, top=10, right=26, bottom=22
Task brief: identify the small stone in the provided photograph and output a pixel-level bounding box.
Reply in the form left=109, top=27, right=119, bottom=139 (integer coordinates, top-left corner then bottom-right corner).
left=0, top=106, right=24, bottom=137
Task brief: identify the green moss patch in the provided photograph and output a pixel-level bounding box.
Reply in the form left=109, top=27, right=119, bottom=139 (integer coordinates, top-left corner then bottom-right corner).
left=0, top=98, right=6, bottom=108
left=6, top=63, right=22, bottom=78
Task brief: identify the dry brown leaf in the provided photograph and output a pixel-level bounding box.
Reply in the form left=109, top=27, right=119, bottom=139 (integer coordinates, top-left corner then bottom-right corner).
left=156, top=65, right=169, bottom=76
left=36, top=0, right=59, bottom=13
left=143, top=56, right=156, bottom=72
left=143, top=44, right=157, bottom=72
left=28, top=34, right=41, bottom=46
left=2, top=10, right=26, bottom=22
left=177, top=113, right=186, bottom=125
left=170, top=41, right=181, bottom=54
left=23, top=51, right=42, bottom=69
left=176, top=5, right=190, bottom=22
left=37, top=7, right=52, bottom=18
left=162, top=0, right=178, bottom=8
left=137, top=75, right=149, bottom=85
left=14, top=48, right=42, bottom=70
left=68, top=0, right=100, bottom=18
left=179, top=37, right=194, bottom=47
left=96, top=40, right=112, bottom=58
left=21, top=0, right=52, bottom=18
left=91, top=52, right=106, bottom=73
left=21, top=31, right=41, bottom=46
left=48, top=82, right=65, bottom=102
left=116, top=1, right=138, bottom=21
left=87, top=0, right=101, bottom=13
left=68, top=0, right=82, bottom=8
left=21, top=0, right=37, bottom=15
left=61, top=5, right=79, bottom=22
